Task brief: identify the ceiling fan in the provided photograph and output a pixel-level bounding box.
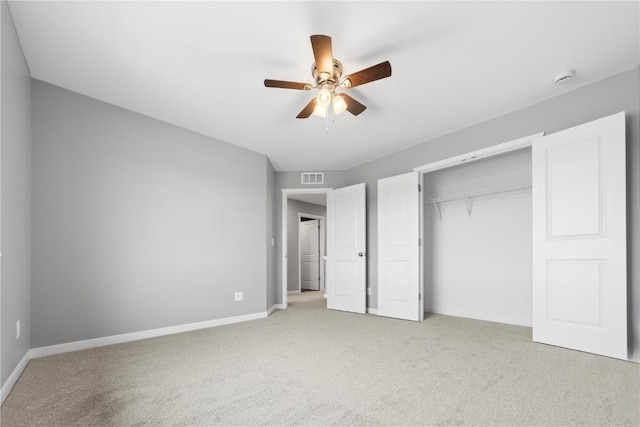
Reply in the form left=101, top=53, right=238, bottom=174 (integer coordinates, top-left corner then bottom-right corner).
left=264, top=35, right=392, bottom=119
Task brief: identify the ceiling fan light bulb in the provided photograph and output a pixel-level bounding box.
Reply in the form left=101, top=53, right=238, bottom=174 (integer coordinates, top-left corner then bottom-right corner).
left=313, top=104, right=327, bottom=118
left=332, top=95, right=347, bottom=114
left=316, top=88, right=332, bottom=107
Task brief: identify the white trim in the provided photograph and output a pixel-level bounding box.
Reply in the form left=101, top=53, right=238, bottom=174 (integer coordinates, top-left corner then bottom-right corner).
left=367, top=308, right=378, bottom=315
left=267, top=304, right=285, bottom=316
left=1, top=350, right=31, bottom=405
left=270, top=304, right=286, bottom=314
left=281, top=188, right=332, bottom=309
left=287, top=290, right=301, bottom=295
left=425, top=307, right=531, bottom=328
left=29, top=312, right=267, bottom=359
left=413, top=132, right=544, bottom=174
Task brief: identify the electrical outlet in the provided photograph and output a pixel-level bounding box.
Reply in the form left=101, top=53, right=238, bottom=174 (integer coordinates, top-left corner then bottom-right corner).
left=234, top=291, right=244, bottom=302
left=367, top=287, right=372, bottom=296
left=16, top=320, right=20, bottom=339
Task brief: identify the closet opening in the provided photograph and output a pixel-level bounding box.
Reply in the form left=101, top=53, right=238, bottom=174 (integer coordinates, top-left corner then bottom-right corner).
left=421, top=147, right=533, bottom=327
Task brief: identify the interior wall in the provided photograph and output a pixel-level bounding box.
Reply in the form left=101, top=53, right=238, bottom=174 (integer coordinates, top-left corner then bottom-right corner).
left=423, top=149, right=532, bottom=326
left=286, top=199, right=326, bottom=293
left=343, top=67, right=640, bottom=361
left=274, top=171, right=345, bottom=304
left=1, top=0, right=32, bottom=387
left=31, top=80, right=268, bottom=348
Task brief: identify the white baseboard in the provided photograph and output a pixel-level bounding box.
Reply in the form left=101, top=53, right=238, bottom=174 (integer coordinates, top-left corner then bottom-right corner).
left=425, top=306, right=531, bottom=327
left=367, top=308, right=378, bottom=315
left=287, top=290, right=301, bottom=295
left=30, top=311, right=268, bottom=360
left=1, top=350, right=31, bottom=405
left=267, top=304, right=285, bottom=315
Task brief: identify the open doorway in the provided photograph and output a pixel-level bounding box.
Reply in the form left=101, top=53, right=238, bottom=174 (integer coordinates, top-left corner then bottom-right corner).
left=282, top=189, right=331, bottom=309
left=282, top=183, right=367, bottom=313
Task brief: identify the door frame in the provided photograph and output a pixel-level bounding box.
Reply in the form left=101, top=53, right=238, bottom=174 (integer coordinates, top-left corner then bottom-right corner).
left=297, top=213, right=326, bottom=293
left=412, top=132, right=544, bottom=319
left=282, top=188, right=332, bottom=309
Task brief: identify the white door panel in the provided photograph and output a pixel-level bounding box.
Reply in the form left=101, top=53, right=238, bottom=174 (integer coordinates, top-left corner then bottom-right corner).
left=378, top=172, right=421, bottom=321
left=299, top=220, right=319, bottom=291
left=326, top=183, right=366, bottom=313
left=532, top=111, right=627, bottom=360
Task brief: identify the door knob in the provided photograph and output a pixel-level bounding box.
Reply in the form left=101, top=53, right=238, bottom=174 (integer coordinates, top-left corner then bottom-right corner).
left=358, top=252, right=364, bottom=257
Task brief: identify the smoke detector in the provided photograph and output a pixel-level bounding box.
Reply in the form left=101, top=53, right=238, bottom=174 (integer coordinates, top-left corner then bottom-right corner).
left=554, top=70, right=575, bottom=84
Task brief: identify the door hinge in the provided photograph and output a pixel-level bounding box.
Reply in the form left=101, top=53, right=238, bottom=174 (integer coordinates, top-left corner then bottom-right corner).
left=418, top=238, right=422, bottom=247
left=418, top=184, right=422, bottom=192
left=419, top=293, right=422, bottom=301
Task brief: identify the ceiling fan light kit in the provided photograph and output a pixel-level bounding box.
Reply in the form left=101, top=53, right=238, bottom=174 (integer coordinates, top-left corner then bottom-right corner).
left=264, top=35, right=392, bottom=120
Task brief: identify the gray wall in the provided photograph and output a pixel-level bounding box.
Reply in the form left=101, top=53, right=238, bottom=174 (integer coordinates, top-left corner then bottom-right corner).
left=343, top=68, right=640, bottom=360
left=274, top=171, right=345, bottom=304
left=266, top=159, right=276, bottom=309
left=1, top=0, right=32, bottom=387
left=287, top=199, right=326, bottom=292
left=31, top=80, right=269, bottom=347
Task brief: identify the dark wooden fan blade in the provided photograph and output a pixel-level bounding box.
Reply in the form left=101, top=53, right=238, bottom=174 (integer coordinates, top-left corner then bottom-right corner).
left=341, top=93, right=367, bottom=116
left=342, top=61, right=392, bottom=88
left=296, top=98, right=317, bottom=119
left=264, top=79, right=311, bottom=90
left=310, top=35, right=333, bottom=79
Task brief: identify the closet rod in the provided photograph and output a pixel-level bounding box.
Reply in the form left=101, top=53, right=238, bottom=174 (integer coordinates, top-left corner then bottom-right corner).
left=426, top=182, right=532, bottom=205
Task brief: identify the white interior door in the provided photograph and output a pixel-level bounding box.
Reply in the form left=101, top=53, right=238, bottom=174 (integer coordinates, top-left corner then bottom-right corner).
left=326, top=183, right=366, bottom=314
left=532, top=111, right=627, bottom=360
left=299, top=219, right=320, bottom=291
left=378, top=172, right=422, bottom=321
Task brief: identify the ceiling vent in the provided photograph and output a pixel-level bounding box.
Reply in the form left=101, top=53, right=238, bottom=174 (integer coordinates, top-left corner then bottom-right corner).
left=301, top=172, right=324, bottom=185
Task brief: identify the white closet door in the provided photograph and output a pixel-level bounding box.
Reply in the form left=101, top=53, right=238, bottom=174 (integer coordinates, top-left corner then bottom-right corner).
left=532, top=111, right=627, bottom=360
left=378, top=172, right=421, bottom=321
left=299, top=220, right=320, bottom=291
left=326, top=183, right=366, bottom=314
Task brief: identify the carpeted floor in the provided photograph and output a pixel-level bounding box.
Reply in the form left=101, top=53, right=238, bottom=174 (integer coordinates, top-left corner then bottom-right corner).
left=1, top=291, right=638, bottom=426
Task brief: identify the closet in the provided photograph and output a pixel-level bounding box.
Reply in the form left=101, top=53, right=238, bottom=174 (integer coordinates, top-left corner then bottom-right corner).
left=422, top=148, right=533, bottom=326
left=377, top=111, right=627, bottom=360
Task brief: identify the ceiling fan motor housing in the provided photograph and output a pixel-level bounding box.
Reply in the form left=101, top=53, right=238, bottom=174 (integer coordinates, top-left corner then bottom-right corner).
left=312, top=59, right=343, bottom=84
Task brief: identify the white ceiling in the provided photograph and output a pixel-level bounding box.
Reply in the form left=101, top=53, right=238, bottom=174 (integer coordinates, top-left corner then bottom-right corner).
left=8, top=1, right=639, bottom=171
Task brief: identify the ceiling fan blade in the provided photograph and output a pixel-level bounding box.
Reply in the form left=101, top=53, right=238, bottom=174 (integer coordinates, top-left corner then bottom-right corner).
left=342, top=61, right=392, bottom=88
left=264, top=79, right=311, bottom=90
left=340, top=93, right=367, bottom=116
left=310, top=35, right=333, bottom=79
left=296, top=98, right=317, bottom=119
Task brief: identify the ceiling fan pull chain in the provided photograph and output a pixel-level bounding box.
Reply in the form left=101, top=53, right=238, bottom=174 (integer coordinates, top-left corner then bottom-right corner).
left=326, top=109, right=330, bottom=133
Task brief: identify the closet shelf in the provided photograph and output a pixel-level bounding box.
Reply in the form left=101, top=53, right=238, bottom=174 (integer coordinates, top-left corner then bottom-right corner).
left=426, top=182, right=532, bottom=205
left=427, top=183, right=531, bottom=220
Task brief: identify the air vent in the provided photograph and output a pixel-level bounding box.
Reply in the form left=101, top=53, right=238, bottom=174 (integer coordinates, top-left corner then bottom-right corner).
left=301, top=172, right=324, bottom=185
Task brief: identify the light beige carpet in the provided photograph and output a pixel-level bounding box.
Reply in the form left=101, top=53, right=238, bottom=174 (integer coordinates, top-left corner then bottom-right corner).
left=1, top=291, right=638, bottom=426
